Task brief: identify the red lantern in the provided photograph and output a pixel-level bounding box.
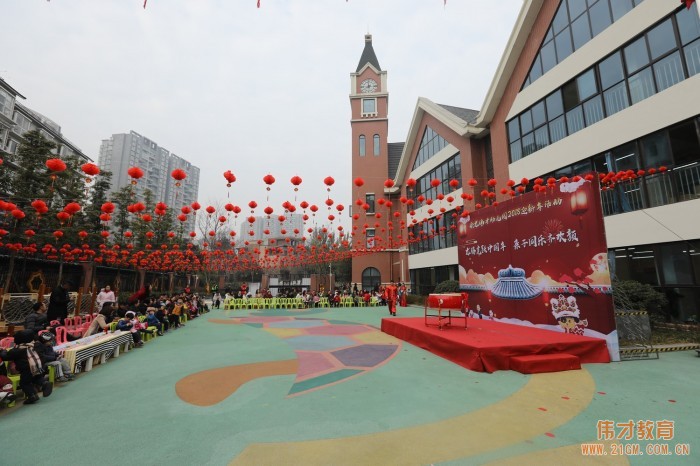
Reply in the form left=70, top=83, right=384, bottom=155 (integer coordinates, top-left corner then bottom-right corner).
left=191, top=202, right=201, bottom=211
left=290, top=175, right=302, bottom=186
left=324, top=176, right=335, bottom=187
left=384, top=179, right=395, bottom=188
left=46, top=158, right=67, bottom=172
left=263, top=174, right=276, bottom=185
left=248, top=201, right=258, bottom=209
left=64, top=202, right=81, bottom=215
left=56, top=211, right=70, bottom=222
left=81, top=162, right=100, bottom=177
left=205, top=206, right=216, bottom=215
left=354, top=177, right=365, bottom=187
left=127, top=166, right=144, bottom=179
left=101, top=202, right=115, bottom=213
left=171, top=169, right=186, bottom=187
left=223, top=170, right=236, bottom=186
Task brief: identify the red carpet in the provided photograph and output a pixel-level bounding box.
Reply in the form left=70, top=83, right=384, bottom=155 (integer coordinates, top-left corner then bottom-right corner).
left=381, top=317, right=610, bottom=373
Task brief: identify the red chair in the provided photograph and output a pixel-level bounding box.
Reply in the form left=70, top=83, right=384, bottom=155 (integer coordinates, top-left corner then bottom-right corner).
left=83, top=315, right=93, bottom=324
left=55, top=327, right=68, bottom=345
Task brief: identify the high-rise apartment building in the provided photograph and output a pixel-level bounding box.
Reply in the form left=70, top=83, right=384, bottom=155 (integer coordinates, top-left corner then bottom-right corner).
left=98, top=131, right=200, bottom=232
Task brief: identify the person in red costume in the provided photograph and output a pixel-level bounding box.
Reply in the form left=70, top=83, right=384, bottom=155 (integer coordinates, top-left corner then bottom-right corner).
left=385, top=281, right=398, bottom=316
left=127, top=283, right=152, bottom=305
left=399, top=283, right=407, bottom=307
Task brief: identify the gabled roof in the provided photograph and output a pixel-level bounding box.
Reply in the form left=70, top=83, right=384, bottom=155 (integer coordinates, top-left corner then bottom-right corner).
left=387, top=97, right=482, bottom=192
left=473, top=0, right=544, bottom=127
left=387, top=142, right=405, bottom=180
left=356, top=34, right=381, bottom=72
left=0, top=76, right=26, bottom=100
left=437, top=104, right=479, bottom=125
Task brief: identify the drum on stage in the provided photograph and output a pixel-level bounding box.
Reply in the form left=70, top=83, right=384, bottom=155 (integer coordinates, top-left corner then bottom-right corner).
left=427, top=293, right=467, bottom=310
left=425, top=293, right=469, bottom=330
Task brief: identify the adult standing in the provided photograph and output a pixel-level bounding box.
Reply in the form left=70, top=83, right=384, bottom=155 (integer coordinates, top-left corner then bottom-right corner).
left=96, top=285, right=116, bottom=311
left=386, top=281, right=398, bottom=316
left=47, top=281, right=71, bottom=325
left=399, top=283, right=407, bottom=307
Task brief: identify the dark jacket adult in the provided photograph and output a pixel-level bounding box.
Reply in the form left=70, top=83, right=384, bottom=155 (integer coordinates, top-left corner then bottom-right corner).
left=47, top=285, right=70, bottom=324
left=0, top=330, right=39, bottom=375
left=24, top=311, right=48, bottom=333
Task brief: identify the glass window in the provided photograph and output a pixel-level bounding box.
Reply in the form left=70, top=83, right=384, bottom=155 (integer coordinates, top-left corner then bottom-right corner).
left=571, top=13, right=592, bottom=49
left=659, top=243, right=694, bottom=285
left=647, top=19, right=677, bottom=60
left=628, top=67, right=656, bottom=104
left=584, top=95, right=604, bottom=126
left=549, top=115, right=567, bottom=143
left=684, top=40, right=700, bottom=77
left=668, top=121, right=700, bottom=166
left=599, top=52, right=625, bottom=89
left=510, top=140, right=523, bottom=162
left=507, top=119, right=520, bottom=142
left=592, top=152, right=610, bottom=173
left=555, top=27, right=574, bottom=61
left=629, top=248, right=659, bottom=285
left=531, top=101, right=546, bottom=128
left=573, top=159, right=592, bottom=175
left=589, top=0, right=613, bottom=36
left=566, top=106, right=585, bottom=134
left=365, top=194, right=375, bottom=214
left=552, top=3, right=570, bottom=34
left=562, top=80, right=580, bottom=111
left=653, top=52, right=685, bottom=92
left=541, top=41, right=557, bottom=74
left=611, top=0, right=633, bottom=22
left=534, top=126, right=549, bottom=150
left=577, top=69, right=598, bottom=100
left=359, top=135, right=366, bottom=156
left=640, top=132, right=672, bottom=168
left=546, top=91, right=564, bottom=118
left=613, top=248, right=632, bottom=281
left=520, top=110, right=533, bottom=134
left=692, top=240, right=700, bottom=284
left=373, top=134, right=380, bottom=156
left=530, top=54, right=543, bottom=81
left=362, top=98, right=376, bottom=114
left=521, top=133, right=535, bottom=156
left=611, top=142, right=639, bottom=171
left=676, top=4, right=700, bottom=45
left=624, top=37, right=650, bottom=74
left=567, top=0, right=586, bottom=21
left=603, top=81, right=630, bottom=116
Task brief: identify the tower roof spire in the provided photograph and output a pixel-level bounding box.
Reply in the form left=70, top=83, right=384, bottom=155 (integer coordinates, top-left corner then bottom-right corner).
left=356, top=34, right=381, bottom=72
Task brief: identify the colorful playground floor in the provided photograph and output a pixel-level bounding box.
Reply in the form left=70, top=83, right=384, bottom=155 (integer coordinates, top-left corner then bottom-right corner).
left=1, top=305, right=698, bottom=465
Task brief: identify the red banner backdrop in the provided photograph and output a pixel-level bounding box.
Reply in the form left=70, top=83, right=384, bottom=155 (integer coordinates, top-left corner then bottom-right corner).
left=458, top=177, right=619, bottom=360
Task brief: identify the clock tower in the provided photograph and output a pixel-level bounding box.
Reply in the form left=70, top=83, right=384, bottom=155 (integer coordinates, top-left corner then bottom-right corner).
left=350, top=34, right=394, bottom=292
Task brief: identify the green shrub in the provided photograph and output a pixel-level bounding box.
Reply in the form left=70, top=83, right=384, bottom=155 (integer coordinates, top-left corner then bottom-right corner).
left=406, top=294, right=426, bottom=306
left=433, top=280, right=460, bottom=294
left=613, top=279, right=669, bottom=322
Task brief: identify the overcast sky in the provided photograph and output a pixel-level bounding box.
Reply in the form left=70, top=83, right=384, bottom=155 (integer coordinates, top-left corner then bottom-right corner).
left=3, top=0, right=522, bottom=225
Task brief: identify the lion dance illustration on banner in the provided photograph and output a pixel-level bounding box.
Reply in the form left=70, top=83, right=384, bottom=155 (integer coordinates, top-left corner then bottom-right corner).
left=458, top=177, right=619, bottom=361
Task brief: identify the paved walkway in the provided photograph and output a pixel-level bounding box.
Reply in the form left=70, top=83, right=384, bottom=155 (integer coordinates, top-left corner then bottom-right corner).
left=1, top=305, right=697, bottom=465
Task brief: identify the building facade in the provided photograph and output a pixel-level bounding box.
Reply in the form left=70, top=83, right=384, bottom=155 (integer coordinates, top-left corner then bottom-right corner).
left=1, top=77, right=91, bottom=167
left=349, top=34, right=408, bottom=292
left=98, top=131, right=200, bottom=232
left=354, top=1, right=700, bottom=320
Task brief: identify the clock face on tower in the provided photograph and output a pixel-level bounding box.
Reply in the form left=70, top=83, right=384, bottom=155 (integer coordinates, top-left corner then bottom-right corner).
left=360, top=79, right=378, bottom=93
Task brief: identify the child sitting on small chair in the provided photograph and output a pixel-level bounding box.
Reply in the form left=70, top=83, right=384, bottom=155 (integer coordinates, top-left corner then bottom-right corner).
left=35, top=332, right=75, bottom=382
left=117, top=311, right=144, bottom=347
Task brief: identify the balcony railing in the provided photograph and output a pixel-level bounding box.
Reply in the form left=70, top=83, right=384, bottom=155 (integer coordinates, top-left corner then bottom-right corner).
left=601, top=162, right=700, bottom=216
